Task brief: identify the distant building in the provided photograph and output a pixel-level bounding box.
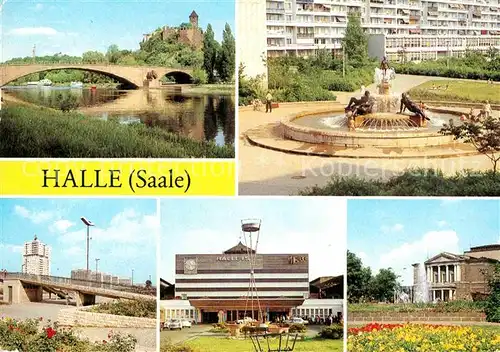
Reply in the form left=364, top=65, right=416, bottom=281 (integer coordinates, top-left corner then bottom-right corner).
left=413, top=244, right=500, bottom=302
left=71, top=269, right=132, bottom=286
left=142, top=11, right=203, bottom=50
left=22, top=235, right=50, bottom=276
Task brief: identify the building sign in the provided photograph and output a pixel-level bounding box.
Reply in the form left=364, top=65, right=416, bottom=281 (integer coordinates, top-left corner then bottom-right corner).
left=216, top=256, right=251, bottom=262
left=184, top=258, right=198, bottom=275
left=288, top=256, right=307, bottom=265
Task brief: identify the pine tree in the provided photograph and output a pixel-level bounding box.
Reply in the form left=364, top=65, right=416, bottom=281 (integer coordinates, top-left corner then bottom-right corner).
left=217, top=23, right=235, bottom=82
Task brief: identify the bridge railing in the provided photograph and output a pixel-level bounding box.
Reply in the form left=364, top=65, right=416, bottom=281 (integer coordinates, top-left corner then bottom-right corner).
left=5, top=272, right=156, bottom=296
left=0, top=62, right=191, bottom=71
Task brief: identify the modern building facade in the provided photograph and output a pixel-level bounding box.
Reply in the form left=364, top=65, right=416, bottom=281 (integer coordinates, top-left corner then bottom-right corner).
left=243, top=0, right=500, bottom=63
left=412, top=244, right=500, bottom=302
left=239, top=0, right=269, bottom=84
left=161, top=242, right=343, bottom=323
left=22, top=235, right=50, bottom=276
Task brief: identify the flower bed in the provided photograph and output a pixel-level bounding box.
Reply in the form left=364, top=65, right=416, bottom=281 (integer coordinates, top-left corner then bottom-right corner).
left=0, top=317, right=137, bottom=352
left=348, top=323, right=500, bottom=352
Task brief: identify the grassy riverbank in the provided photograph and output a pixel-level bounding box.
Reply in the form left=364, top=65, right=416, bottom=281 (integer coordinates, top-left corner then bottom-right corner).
left=183, top=84, right=235, bottom=95
left=0, top=104, right=234, bottom=158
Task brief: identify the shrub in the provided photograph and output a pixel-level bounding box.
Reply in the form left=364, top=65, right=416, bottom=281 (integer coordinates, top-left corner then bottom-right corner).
left=0, top=318, right=137, bottom=352
left=484, top=263, right=500, bottom=322
left=288, top=323, right=307, bottom=333
left=191, top=68, right=208, bottom=85
left=320, top=324, right=343, bottom=340
left=300, top=169, right=500, bottom=196
left=89, top=299, right=156, bottom=318
left=160, top=338, right=194, bottom=352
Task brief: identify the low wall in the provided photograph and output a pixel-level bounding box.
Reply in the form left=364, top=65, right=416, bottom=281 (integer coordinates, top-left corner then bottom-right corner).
left=281, top=111, right=455, bottom=148
left=349, top=311, right=486, bottom=322
left=58, top=306, right=156, bottom=328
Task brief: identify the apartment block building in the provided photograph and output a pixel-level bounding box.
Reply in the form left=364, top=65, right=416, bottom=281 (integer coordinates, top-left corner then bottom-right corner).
left=22, top=235, right=50, bottom=276
left=262, top=0, right=500, bottom=61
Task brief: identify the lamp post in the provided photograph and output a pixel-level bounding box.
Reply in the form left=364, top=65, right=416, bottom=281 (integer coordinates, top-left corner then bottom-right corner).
left=95, top=258, right=100, bottom=273
left=131, top=269, right=134, bottom=286
left=80, top=217, right=95, bottom=279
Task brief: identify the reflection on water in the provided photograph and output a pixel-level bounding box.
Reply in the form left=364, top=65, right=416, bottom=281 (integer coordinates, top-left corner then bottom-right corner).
left=4, top=86, right=235, bottom=146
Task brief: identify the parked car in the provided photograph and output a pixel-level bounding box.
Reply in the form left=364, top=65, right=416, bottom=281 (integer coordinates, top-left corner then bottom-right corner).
left=237, top=317, right=256, bottom=324
left=168, top=319, right=182, bottom=330
left=181, top=319, right=192, bottom=328
left=291, top=317, right=309, bottom=325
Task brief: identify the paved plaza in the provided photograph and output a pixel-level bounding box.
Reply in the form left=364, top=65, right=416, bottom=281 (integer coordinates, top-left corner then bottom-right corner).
left=239, top=75, right=497, bottom=195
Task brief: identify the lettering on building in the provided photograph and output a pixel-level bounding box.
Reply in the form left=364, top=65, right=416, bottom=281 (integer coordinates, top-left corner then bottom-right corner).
left=216, top=256, right=251, bottom=262
left=288, top=256, right=307, bottom=264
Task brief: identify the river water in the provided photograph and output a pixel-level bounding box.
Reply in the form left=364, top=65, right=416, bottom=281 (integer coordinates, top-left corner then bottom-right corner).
left=3, top=86, right=235, bottom=146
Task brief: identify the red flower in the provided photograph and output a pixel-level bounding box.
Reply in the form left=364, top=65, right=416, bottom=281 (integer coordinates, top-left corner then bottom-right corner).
left=8, top=325, right=13, bottom=331
left=102, top=340, right=107, bottom=344
left=46, top=327, right=57, bottom=339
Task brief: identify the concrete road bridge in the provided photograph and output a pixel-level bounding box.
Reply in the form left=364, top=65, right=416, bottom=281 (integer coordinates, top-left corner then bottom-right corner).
left=2, top=272, right=156, bottom=306
left=0, top=63, right=193, bottom=88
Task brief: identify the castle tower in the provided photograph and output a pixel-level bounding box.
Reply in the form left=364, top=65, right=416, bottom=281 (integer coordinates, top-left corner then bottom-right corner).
left=189, top=10, right=198, bottom=28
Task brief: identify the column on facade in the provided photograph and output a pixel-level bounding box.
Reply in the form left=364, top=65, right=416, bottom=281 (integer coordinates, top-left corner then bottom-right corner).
left=449, top=289, right=453, bottom=301
left=432, top=290, right=436, bottom=301
left=441, top=289, right=444, bottom=301
left=457, top=265, right=461, bottom=281
left=437, top=266, right=441, bottom=283
left=446, top=265, right=449, bottom=283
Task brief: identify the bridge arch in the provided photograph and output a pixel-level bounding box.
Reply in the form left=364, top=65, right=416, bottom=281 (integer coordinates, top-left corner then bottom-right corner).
left=0, top=64, right=193, bottom=88
left=164, top=71, right=193, bottom=84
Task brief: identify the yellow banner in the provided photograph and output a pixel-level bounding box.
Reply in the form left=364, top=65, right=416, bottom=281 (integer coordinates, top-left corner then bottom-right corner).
left=0, top=160, right=235, bottom=196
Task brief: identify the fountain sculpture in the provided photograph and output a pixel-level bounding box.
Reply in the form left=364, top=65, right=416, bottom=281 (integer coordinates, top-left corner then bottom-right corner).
left=246, top=54, right=472, bottom=158
left=343, top=57, right=431, bottom=131
left=413, top=263, right=430, bottom=303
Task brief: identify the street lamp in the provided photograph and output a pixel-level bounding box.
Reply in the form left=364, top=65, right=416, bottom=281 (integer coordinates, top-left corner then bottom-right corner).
left=131, top=269, right=134, bottom=286
left=80, top=217, right=95, bottom=279
left=95, top=258, right=100, bottom=273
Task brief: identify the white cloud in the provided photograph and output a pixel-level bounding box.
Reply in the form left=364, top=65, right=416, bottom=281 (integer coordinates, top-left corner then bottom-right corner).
left=63, top=246, right=83, bottom=257
left=378, top=230, right=460, bottom=285
left=50, top=219, right=75, bottom=233
left=14, top=205, right=56, bottom=224
left=357, top=251, right=368, bottom=262
left=59, top=209, right=158, bottom=248
left=381, top=223, right=404, bottom=233
left=0, top=243, right=23, bottom=253
left=437, top=220, right=448, bottom=228
left=440, top=199, right=462, bottom=206
left=8, top=27, right=59, bottom=36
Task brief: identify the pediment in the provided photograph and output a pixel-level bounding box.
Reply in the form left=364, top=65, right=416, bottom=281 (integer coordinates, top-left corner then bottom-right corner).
left=425, top=252, right=464, bottom=264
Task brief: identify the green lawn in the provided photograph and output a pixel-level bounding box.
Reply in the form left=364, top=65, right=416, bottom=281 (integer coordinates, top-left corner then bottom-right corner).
left=182, top=337, right=343, bottom=352
left=408, top=80, right=500, bottom=104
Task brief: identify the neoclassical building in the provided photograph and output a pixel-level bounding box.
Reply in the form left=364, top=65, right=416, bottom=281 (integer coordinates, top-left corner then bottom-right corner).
left=413, top=244, right=500, bottom=302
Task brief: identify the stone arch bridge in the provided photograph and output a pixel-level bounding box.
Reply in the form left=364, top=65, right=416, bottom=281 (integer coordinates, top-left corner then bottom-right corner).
left=0, top=64, right=193, bottom=88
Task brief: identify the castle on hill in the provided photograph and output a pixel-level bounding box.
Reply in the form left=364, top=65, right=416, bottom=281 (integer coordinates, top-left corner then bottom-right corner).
left=142, top=11, right=203, bottom=50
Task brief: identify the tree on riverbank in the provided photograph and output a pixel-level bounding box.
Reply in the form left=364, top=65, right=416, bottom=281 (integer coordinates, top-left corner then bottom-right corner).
left=203, top=24, right=219, bottom=83
left=217, top=23, right=235, bottom=82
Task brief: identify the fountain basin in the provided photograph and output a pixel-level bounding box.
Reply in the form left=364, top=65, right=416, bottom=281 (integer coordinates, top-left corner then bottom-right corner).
left=281, top=108, right=461, bottom=149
